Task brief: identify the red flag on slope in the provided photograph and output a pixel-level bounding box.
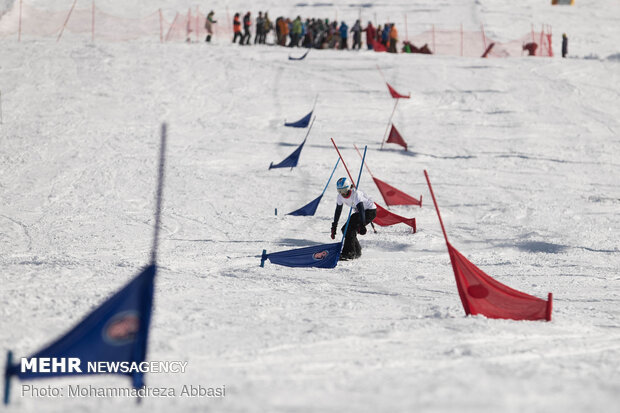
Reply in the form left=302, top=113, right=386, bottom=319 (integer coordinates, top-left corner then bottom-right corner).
left=386, top=83, right=411, bottom=99
left=424, top=170, right=553, bottom=321
left=448, top=243, right=552, bottom=320
left=373, top=204, right=416, bottom=233
left=373, top=177, right=422, bottom=207
left=374, top=42, right=387, bottom=52
left=386, top=125, right=408, bottom=150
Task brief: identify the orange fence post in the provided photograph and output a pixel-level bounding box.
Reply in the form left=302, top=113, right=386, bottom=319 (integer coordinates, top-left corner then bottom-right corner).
left=480, top=23, right=487, bottom=53
left=432, top=24, right=436, bottom=54
left=404, top=13, right=408, bottom=42
left=91, top=0, right=95, bottom=43
left=57, top=0, right=78, bottom=42
left=159, top=9, right=163, bottom=43
left=18, top=0, right=22, bottom=42
left=195, top=6, right=200, bottom=42
left=460, top=23, right=463, bottom=57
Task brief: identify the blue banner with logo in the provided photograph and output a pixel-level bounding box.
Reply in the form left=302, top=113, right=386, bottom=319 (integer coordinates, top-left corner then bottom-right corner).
left=261, top=242, right=341, bottom=268
left=5, top=265, right=156, bottom=389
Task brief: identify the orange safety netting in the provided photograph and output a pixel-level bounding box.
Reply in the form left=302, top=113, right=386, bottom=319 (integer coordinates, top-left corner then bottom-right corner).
left=0, top=1, right=552, bottom=58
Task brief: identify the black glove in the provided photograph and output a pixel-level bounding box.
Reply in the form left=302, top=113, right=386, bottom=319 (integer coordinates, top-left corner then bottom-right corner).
left=358, top=225, right=367, bottom=235
left=331, top=222, right=337, bottom=239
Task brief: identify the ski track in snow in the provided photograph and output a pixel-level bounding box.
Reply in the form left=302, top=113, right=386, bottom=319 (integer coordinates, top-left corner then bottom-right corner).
left=1, top=0, right=620, bottom=412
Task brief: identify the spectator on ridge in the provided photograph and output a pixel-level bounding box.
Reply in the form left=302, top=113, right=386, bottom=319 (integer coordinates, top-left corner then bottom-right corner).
left=232, top=13, right=242, bottom=44
left=204, top=10, right=216, bottom=43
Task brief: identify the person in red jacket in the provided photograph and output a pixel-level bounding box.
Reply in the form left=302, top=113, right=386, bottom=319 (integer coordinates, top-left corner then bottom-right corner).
left=232, top=13, right=242, bottom=43
left=362, top=21, right=376, bottom=50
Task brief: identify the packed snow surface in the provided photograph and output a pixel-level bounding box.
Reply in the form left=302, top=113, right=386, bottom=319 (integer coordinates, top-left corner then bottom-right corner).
left=1, top=0, right=619, bottom=412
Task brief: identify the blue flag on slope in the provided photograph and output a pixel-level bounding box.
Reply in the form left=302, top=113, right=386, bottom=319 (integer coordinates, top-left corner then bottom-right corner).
left=288, top=49, right=310, bottom=61
left=5, top=265, right=156, bottom=389
left=270, top=117, right=315, bottom=170
left=284, top=111, right=312, bottom=128
left=261, top=242, right=342, bottom=268
left=287, top=157, right=340, bottom=216
left=288, top=194, right=323, bottom=216
left=269, top=139, right=306, bottom=170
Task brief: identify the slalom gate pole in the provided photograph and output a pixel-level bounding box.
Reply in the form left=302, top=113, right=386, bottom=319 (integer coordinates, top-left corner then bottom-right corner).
left=340, top=146, right=367, bottom=248
left=312, top=94, right=319, bottom=112
left=423, top=170, right=450, bottom=245
left=353, top=144, right=375, bottom=178
left=320, top=158, right=341, bottom=196
left=151, top=123, right=168, bottom=266
left=330, top=138, right=355, bottom=186
left=353, top=144, right=378, bottom=232
left=3, top=350, right=12, bottom=405
left=381, top=99, right=399, bottom=149
left=304, top=116, right=316, bottom=139
left=292, top=117, right=315, bottom=171
left=376, top=64, right=387, bottom=83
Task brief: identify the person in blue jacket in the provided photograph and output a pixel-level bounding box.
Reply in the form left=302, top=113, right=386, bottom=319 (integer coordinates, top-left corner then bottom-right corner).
left=339, top=21, right=349, bottom=49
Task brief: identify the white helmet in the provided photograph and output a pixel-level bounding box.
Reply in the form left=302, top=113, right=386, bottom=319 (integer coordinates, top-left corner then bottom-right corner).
left=336, top=177, right=351, bottom=195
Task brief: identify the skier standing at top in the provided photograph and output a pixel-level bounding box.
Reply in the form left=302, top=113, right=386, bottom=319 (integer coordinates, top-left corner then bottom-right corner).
left=350, top=19, right=362, bottom=50
left=232, top=13, right=242, bottom=44
left=254, top=11, right=264, bottom=44
left=562, top=33, right=568, bottom=58
left=204, top=11, right=216, bottom=42
left=330, top=177, right=377, bottom=260
left=241, top=11, right=252, bottom=45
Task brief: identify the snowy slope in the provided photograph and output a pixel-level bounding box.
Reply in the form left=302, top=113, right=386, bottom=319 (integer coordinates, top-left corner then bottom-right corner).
left=1, top=0, right=619, bottom=412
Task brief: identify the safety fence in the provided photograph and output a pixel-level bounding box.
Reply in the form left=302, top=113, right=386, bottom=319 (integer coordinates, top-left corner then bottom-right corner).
left=0, top=0, right=552, bottom=57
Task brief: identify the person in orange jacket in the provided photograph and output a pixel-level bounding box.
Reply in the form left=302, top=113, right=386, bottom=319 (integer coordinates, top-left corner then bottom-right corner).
left=232, top=13, right=242, bottom=43
left=388, top=24, right=398, bottom=53
left=278, top=17, right=289, bottom=46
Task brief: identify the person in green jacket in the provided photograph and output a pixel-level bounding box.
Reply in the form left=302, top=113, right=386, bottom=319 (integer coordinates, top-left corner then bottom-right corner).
left=290, top=16, right=302, bottom=47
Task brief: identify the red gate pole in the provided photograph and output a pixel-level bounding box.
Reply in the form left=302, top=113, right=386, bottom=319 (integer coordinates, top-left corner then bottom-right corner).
left=381, top=99, right=399, bottom=149
left=330, top=139, right=355, bottom=186
left=424, top=170, right=450, bottom=245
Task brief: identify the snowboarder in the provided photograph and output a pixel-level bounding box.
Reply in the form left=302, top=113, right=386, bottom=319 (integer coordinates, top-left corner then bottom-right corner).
left=330, top=177, right=377, bottom=260
left=562, top=33, right=568, bottom=58
left=205, top=11, right=216, bottom=43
